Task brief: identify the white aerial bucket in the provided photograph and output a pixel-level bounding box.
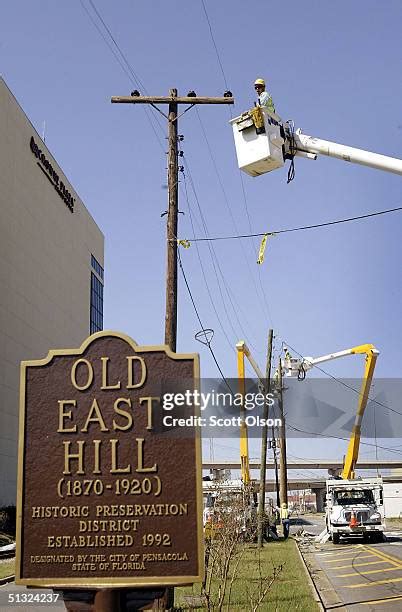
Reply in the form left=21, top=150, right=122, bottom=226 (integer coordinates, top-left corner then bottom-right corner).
left=230, top=108, right=285, bottom=176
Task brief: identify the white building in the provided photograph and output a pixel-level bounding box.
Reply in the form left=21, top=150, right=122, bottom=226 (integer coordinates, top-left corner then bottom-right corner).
left=0, top=78, right=104, bottom=505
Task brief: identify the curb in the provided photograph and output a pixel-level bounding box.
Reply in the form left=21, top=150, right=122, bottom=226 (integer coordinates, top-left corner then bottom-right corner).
left=293, top=538, right=324, bottom=611
left=295, top=537, right=348, bottom=611
left=0, top=575, right=15, bottom=586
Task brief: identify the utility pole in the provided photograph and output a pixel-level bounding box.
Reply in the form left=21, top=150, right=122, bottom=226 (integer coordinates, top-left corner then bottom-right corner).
left=257, top=329, right=273, bottom=548
left=272, top=437, right=280, bottom=507
left=112, top=90, right=233, bottom=352
left=166, top=89, right=179, bottom=351
left=110, top=89, right=233, bottom=610
left=278, top=359, right=288, bottom=510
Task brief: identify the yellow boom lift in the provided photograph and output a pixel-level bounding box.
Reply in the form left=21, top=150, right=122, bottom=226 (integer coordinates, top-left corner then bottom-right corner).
left=203, top=340, right=263, bottom=531
left=284, top=343, right=385, bottom=544
left=282, top=343, right=379, bottom=479
left=236, top=340, right=266, bottom=485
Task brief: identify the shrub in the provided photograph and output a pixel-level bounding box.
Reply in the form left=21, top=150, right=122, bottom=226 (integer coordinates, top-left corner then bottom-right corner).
left=0, top=506, right=16, bottom=537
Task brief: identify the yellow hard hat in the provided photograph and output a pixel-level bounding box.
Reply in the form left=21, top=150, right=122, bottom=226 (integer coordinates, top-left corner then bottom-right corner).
left=254, top=78, right=265, bottom=87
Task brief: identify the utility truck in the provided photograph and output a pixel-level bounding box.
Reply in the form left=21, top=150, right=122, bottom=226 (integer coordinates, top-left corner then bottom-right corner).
left=325, top=478, right=384, bottom=543
left=282, top=344, right=385, bottom=543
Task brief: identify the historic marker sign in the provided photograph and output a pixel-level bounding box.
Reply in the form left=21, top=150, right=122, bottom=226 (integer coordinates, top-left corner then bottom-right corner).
left=16, top=332, right=203, bottom=587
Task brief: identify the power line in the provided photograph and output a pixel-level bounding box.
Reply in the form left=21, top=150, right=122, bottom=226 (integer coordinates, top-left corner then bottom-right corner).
left=81, top=0, right=261, bottom=364
left=200, top=0, right=229, bottom=91
left=80, top=0, right=165, bottom=150
left=83, top=0, right=270, bottom=361
left=183, top=159, right=243, bottom=343
left=286, top=422, right=402, bottom=457
left=283, top=340, right=402, bottom=418
left=87, top=0, right=148, bottom=94
left=182, top=155, right=262, bottom=354
left=194, top=108, right=275, bottom=338
left=181, top=204, right=402, bottom=242
left=200, top=0, right=273, bottom=329
left=177, top=248, right=233, bottom=392
left=179, top=160, right=235, bottom=353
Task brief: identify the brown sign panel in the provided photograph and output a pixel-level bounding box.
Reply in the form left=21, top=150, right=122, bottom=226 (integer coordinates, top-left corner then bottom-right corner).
left=16, top=332, right=203, bottom=588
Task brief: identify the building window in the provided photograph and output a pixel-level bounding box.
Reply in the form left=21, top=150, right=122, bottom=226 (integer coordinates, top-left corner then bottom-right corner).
left=90, top=255, right=104, bottom=334
left=91, top=254, right=104, bottom=281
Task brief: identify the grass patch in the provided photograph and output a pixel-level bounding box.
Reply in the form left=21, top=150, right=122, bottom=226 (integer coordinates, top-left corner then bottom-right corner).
left=175, top=538, right=318, bottom=611
left=0, top=559, right=15, bottom=580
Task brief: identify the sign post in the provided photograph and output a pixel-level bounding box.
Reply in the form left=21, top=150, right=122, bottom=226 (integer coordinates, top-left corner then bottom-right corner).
left=16, top=332, right=203, bottom=599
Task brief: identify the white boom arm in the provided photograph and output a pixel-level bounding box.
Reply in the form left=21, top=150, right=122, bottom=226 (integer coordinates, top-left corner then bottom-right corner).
left=294, top=131, right=402, bottom=176
left=297, top=348, right=356, bottom=372
left=281, top=344, right=379, bottom=480
left=282, top=347, right=356, bottom=377
left=282, top=344, right=379, bottom=378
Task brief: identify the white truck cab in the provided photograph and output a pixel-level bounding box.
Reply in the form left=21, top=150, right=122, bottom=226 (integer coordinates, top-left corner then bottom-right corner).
left=326, top=478, right=385, bottom=544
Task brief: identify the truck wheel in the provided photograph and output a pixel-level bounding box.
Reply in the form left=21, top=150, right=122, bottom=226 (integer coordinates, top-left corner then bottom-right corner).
left=332, top=533, right=340, bottom=544
left=373, top=532, right=384, bottom=543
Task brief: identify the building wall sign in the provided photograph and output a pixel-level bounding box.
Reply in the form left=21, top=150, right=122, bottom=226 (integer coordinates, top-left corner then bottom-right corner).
left=30, top=136, right=75, bottom=212
left=16, top=332, right=203, bottom=588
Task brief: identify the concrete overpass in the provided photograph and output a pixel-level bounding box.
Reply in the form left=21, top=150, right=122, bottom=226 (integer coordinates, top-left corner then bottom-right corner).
left=204, top=476, right=402, bottom=511
left=203, top=459, right=402, bottom=471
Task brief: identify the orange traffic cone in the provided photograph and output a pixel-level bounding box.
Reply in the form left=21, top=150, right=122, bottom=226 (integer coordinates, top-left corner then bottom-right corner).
left=349, top=511, right=358, bottom=528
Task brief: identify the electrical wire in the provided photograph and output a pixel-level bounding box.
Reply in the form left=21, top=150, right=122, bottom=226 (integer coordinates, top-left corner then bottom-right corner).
left=179, top=159, right=235, bottom=353
left=200, top=0, right=230, bottom=92
left=183, top=160, right=243, bottom=344
left=283, top=340, right=402, bottom=418
left=237, top=168, right=274, bottom=327
left=276, top=339, right=402, bottom=459
left=286, top=120, right=296, bottom=183
left=87, top=0, right=148, bottom=95
left=199, top=0, right=275, bottom=353
left=177, top=247, right=234, bottom=393
left=80, top=0, right=166, bottom=151
left=286, top=422, right=402, bottom=457
left=200, top=0, right=274, bottom=332
left=81, top=0, right=262, bottom=370
left=182, top=155, right=262, bottom=355
left=194, top=108, right=274, bottom=344
left=181, top=204, right=402, bottom=242
left=84, top=0, right=271, bottom=365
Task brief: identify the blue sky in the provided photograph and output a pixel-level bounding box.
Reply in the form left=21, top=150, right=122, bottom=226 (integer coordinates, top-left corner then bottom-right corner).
left=2, top=0, right=402, bottom=470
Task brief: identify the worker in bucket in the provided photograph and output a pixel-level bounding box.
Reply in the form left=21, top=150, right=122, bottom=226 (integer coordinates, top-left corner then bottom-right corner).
left=254, top=78, right=275, bottom=113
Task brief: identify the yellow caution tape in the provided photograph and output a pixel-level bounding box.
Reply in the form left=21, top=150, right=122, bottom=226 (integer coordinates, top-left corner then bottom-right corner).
left=178, top=239, right=191, bottom=249
left=257, top=233, right=274, bottom=264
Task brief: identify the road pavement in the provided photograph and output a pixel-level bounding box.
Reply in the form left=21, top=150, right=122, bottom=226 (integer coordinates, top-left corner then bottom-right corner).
left=298, top=517, right=402, bottom=610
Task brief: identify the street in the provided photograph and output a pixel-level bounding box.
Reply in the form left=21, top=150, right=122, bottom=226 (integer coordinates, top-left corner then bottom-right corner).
left=297, top=514, right=402, bottom=610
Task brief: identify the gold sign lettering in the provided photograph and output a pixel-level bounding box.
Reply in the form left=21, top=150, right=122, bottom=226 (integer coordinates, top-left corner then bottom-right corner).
left=71, top=359, right=94, bottom=391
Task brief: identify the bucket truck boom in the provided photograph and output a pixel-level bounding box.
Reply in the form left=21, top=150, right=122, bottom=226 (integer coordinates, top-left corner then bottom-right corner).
left=236, top=340, right=265, bottom=485
left=282, top=343, right=379, bottom=479
left=282, top=344, right=383, bottom=544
